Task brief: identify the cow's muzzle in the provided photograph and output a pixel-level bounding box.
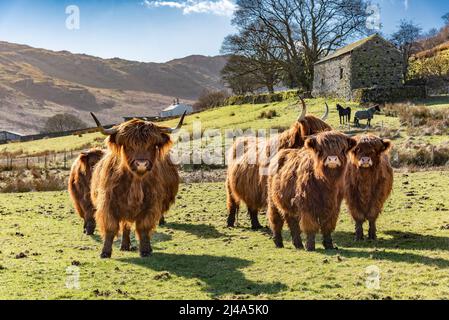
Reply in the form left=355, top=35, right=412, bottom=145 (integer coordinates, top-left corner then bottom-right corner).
left=359, top=157, right=373, bottom=168
left=324, top=156, right=341, bottom=169
left=132, top=159, right=152, bottom=175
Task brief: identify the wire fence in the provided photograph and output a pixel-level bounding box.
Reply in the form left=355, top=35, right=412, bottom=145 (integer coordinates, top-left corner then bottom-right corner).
left=0, top=150, right=79, bottom=170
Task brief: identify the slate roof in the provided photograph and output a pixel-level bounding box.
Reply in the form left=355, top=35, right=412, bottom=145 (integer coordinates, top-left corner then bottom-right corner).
left=315, top=34, right=382, bottom=65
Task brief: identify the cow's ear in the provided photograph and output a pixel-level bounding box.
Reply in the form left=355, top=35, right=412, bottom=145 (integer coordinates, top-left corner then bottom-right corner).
left=305, top=137, right=317, bottom=151
left=381, top=139, right=392, bottom=153
left=106, top=134, right=120, bottom=153
left=347, top=137, right=357, bottom=153
left=79, top=152, right=88, bottom=172
left=157, top=133, right=173, bottom=157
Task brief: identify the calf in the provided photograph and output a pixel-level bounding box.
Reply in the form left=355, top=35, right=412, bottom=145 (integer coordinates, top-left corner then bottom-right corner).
left=344, top=134, right=393, bottom=240
left=68, top=149, right=104, bottom=235
left=267, top=131, right=356, bottom=251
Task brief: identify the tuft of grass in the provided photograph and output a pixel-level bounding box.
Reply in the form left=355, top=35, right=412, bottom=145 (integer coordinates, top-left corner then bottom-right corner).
left=0, top=171, right=449, bottom=299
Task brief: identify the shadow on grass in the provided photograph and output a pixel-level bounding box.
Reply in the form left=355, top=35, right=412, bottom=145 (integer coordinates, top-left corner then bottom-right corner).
left=334, top=230, right=449, bottom=251
left=165, top=222, right=226, bottom=239
left=320, top=247, right=449, bottom=269
left=119, top=253, right=286, bottom=297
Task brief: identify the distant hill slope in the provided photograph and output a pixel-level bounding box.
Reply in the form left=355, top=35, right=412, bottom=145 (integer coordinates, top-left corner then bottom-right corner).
left=0, top=41, right=228, bottom=134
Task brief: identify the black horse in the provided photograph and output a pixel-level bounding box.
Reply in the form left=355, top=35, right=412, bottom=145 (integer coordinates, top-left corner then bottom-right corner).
left=336, top=103, right=351, bottom=125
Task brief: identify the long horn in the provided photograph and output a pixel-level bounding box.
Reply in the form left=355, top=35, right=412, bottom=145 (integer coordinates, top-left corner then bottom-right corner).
left=297, top=96, right=307, bottom=122
left=90, top=112, right=118, bottom=136
left=161, top=111, right=187, bottom=133
left=322, top=102, right=330, bottom=121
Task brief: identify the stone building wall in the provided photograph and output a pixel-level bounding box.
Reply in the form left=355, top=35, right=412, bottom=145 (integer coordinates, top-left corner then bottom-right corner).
left=312, top=54, right=352, bottom=99
left=350, top=38, right=403, bottom=90
left=312, top=35, right=405, bottom=101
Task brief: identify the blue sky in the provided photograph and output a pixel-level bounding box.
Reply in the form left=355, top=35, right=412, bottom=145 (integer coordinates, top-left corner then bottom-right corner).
left=0, top=0, right=448, bottom=63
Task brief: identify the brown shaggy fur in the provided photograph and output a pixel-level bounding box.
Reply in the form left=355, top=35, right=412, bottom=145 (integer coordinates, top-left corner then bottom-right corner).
left=267, top=131, right=357, bottom=251
left=226, top=115, right=332, bottom=229
left=68, top=149, right=104, bottom=235
left=91, top=119, right=179, bottom=258
left=344, top=134, right=393, bottom=240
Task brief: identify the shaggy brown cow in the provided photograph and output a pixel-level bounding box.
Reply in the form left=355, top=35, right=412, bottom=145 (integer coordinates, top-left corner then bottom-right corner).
left=267, top=131, right=357, bottom=251
left=68, top=148, right=104, bottom=235
left=90, top=112, right=185, bottom=258
left=344, top=134, right=393, bottom=240
left=226, top=97, right=331, bottom=229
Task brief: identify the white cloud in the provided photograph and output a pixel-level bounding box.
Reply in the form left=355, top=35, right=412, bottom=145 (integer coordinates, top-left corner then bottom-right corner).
left=142, top=0, right=237, bottom=17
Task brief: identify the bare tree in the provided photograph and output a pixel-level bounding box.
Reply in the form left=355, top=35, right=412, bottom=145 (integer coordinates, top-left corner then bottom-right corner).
left=231, top=0, right=370, bottom=90
left=443, top=12, right=449, bottom=26
left=193, top=90, right=230, bottom=111
left=220, top=55, right=265, bottom=94
left=42, top=113, right=87, bottom=133
left=390, top=20, right=422, bottom=80
left=221, top=21, right=282, bottom=93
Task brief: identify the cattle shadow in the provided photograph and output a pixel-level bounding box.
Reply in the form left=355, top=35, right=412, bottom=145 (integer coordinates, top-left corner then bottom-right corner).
left=319, top=247, right=449, bottom=269
left=333, top=230, right=449, bottom=251
left=164, top=222, right=226, bottom=239
left=119, top=253, right=286, bottom=298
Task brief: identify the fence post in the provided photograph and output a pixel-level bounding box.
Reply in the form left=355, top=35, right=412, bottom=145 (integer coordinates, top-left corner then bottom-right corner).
left=64, top=150, right=67, bottom=169
left=45, top=156, right=47, bottom=169
left=26, top=158, right=29, bottom=170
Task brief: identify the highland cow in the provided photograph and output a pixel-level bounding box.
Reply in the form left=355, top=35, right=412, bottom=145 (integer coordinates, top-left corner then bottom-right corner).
left=344, top=134, right=393, bottom=240
left=90, top=112, right=185, bottom=258
left=226, top=97, right=331, bottom=229
left=68, top=148, right=104, bottom=235
left=267, top=131, right=357, bottom=251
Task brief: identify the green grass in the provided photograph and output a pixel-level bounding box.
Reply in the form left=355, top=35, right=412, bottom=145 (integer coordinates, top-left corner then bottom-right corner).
left=2, top=95, right=448, bottom=157
left=0, top=132, right=104, bottom=156
left=1, top=97, right=401, bottom=156
left=1, top=170, right=449, bottom=300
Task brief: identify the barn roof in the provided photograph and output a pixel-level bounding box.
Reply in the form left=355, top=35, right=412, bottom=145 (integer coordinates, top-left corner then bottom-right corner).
left=0, top=130, right=23, bottom=136
left=315, top=34, right=384, bottom=65
left=162, top=103, right=191, bottom=112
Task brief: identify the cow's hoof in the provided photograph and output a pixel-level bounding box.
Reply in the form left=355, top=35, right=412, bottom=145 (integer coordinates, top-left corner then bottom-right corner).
left=306, top=242, right=316, bottom=251
left=120, top=245, right=131, bottom=252
left=140, top=251, right=152, bottom=258
left=251, top=224, right=264, bottom=230
left=100, top=252, right=112, bottom=259
left=274, top=239, right=284, bottom=248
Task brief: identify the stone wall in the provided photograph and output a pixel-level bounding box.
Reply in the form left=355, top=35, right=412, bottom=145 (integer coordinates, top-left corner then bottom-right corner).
left=351, top=38, right=403, bottom=89
left=312, top=54, right=352, bottom=99
left=352, top=86, right=427, bottom=103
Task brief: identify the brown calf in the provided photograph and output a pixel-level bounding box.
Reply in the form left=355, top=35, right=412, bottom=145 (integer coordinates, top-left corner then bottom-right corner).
left=267, top=131, right=357, bottom=251
left=226, top=98, right=331, bottom=229
left=90, top=112, right=184, bottom=258
left=68, top=149, right=104, bottom=235
left=344, top=134, right=393, bottom=240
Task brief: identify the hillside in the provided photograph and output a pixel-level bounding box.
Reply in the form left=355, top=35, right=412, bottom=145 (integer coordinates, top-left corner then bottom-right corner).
left=0, top=41, right=228, bottom=134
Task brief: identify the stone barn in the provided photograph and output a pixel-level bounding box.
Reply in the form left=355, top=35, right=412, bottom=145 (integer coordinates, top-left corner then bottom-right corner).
left=312, top=34, right=404, bottom=100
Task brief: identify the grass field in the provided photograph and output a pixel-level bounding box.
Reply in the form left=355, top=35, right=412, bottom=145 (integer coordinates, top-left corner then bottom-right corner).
left=3, top=95, right=449, bottom=157
left=1, top=97, right=403, bottom=156
left=1, top=170, right=448, bottom=300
